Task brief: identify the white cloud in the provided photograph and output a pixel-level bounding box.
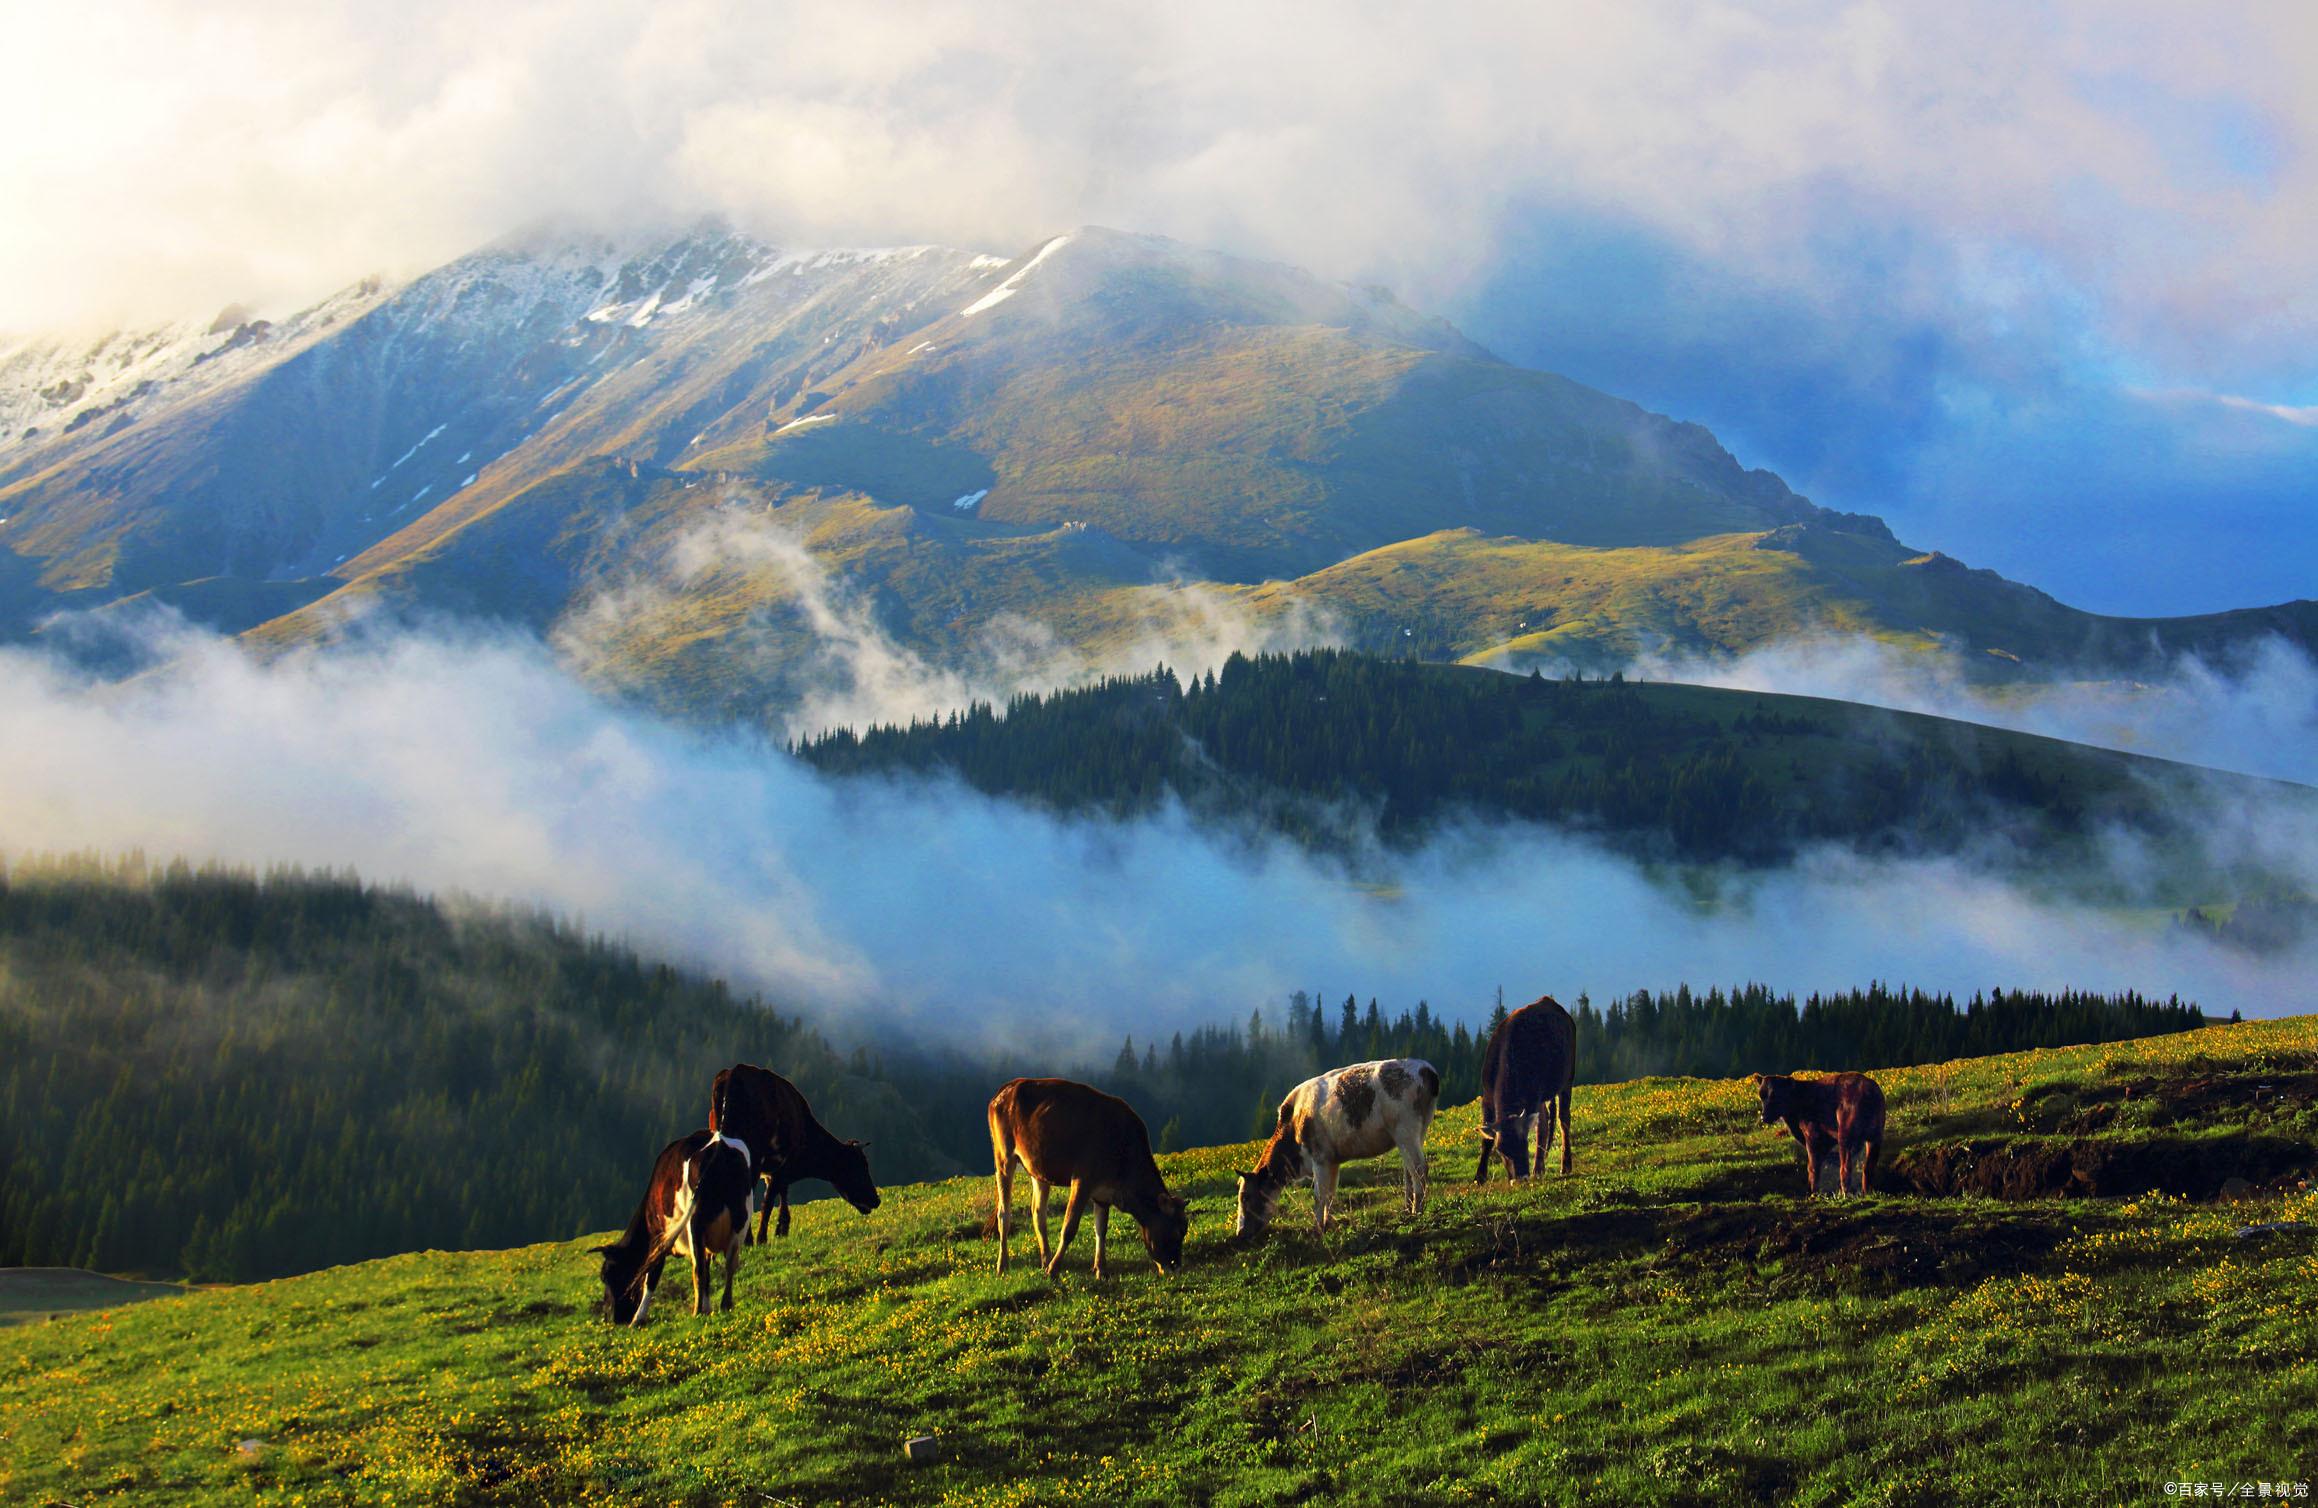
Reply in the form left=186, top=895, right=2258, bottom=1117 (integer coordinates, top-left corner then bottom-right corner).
left=1624, top=634, right=2318, bottom=787
left=0, top=620, right=2309, bottom=1050
left=5, top=0, right=2316, bottom=392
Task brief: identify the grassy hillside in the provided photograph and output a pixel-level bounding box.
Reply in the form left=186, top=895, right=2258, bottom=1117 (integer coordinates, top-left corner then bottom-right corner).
left=1233, top=522, right=2318, bottom=677
left=4, top=1017, right=2312, bottom=1504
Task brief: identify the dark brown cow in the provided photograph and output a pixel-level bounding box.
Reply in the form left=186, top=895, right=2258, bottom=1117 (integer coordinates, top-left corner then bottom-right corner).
left=709, top=1064, right=880, bottom=1242
left=1474, top=994, right=1576, bottom=1181
left=1755, top=1071, right=1885, bottom=1195
left=988, top=1077, right=1189, bottom=1278
left=594, top=1130, right=758, bottom=1324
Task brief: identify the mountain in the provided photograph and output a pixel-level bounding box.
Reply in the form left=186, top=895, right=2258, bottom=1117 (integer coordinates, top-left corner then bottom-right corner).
left=2, top=222, right=2310, bottom=709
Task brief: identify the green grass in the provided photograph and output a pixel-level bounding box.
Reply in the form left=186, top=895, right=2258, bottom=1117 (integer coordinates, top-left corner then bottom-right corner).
left=6, top=1017, right=2315, bottom=1505
left=0, top=1269, right=189, bottom=1328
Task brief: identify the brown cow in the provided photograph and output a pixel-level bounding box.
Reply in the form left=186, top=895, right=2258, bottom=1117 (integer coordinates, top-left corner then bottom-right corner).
left=1475, top=995, right=1576, bottom=1181
left=1755, top=1071, right=1885, bottom=1195
left=988, top=1077, right=1189, bottom=1278
left=709, top=1064, right=880, bottom=1243
left=594, top=1130, right=759, bottom=1324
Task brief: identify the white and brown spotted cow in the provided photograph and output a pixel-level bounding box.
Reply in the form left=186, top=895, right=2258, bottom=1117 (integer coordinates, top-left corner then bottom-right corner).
left=594, top=1130, right=761, bottom=1324
left=1234, top=1058, right=1440, bottom=1239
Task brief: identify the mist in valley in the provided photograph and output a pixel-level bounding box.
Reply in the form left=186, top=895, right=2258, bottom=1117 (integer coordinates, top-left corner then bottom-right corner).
left=2, top=562, right=2313, bottom=1055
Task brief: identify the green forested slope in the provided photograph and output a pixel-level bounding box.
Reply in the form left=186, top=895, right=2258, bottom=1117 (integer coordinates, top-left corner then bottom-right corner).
left=0, top=856, right=939, bottom=1280
left=796, top=649, right=2294, bottom=870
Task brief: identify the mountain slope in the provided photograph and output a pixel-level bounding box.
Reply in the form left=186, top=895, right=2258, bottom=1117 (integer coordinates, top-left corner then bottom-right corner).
left=3, top=223, right=2311, bottom=704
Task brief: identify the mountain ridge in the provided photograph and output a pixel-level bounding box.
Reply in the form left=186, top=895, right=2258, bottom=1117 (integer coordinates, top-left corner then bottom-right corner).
left=2, top=220, right=2310, bottom=707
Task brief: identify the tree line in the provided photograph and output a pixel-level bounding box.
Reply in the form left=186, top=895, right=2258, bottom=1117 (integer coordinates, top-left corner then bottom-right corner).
left=1075, top=982, right=2210, bottom=1155
left=0, top=857, right=2211, bottom=1281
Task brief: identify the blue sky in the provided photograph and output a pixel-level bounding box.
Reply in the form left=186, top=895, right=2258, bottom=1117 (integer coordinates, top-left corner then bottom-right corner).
left=6, top=1, right=2313, bottom=619
left=1453, top=202, right=2318, bottom=616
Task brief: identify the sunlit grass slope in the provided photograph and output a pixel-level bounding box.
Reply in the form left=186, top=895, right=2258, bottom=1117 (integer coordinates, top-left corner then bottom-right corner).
left=6, top=1017, right=2313, bottom=1505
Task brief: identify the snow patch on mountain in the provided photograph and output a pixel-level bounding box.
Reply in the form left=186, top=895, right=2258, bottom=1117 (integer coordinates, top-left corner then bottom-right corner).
left=961, top=236, right=1073, bottom=317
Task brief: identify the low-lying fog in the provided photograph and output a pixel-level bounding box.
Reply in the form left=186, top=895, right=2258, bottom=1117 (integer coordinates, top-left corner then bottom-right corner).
left=2, top=576, right=2312, bottom=1049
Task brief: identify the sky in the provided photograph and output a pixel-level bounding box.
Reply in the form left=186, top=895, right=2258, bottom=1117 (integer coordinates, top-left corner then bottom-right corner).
left=2, top=0, right=2313, bottom=614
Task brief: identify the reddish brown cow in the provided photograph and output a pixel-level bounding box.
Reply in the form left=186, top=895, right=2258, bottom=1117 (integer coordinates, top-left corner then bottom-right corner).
left=1755, top=1071, right=1886, bottom=1196
left=988, top=1077, right=1189, bottom=1279
left=709, top=1064, right=880, bottom=1243
left=594, top=1130, right=759, bottom=1324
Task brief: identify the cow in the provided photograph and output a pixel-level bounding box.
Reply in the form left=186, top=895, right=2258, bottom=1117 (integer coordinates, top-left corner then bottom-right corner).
left=594, top=1130, right=760, bottom=1324
left=1235, top=1059, right=1440, bottom=1240
left=708, top=1064, right=881, bottom=1243
left=1475, top=994, right=1576, bottom=1181
left=1754, top=1071, right=1885, bottom=1196
left=988, top=1077, right=1189, bottom=1279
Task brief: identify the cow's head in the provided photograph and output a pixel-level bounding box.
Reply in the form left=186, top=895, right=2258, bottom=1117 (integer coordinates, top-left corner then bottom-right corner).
left=1754, top=1073, right=1798, bottom=1126
left=592, top=1243, right=647, bottom=1325
left=1475, top=1114, right=1532, bottom=1180
left=832, top=1139, right=882, bottom=1215
left=1232, top=1138, right=1301, bottom=1239
left=1140, top=1192, right=1189, bottom=1273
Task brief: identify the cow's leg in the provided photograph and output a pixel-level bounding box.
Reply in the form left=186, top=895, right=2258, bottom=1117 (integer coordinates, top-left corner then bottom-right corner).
left=1400, top=1133, right=1429, bottom=1216
left=633, top=1256, right=667, bottom=1326
left=1802, top=1138, right=1822, bottom=1197
left=1559, top=1091, right=1574, bottom=1176
left=1046, top=1182, right=1091, bottom=1277
left=993, top=1152, right=1015, bottom=1274
left=688, top=1218, right=714, bottom=1316
left=1311, top=1160, right=1341, bottom=1234
left=1029, top=1177, right=1055, bottom=1268
left=1863, top=1137, right=1882, bottom=1195
left=775, top=1183, right=793, bottom=1238
left=1839, top=1141, right=1855, bottom=1198
left=1474, top=1133, right=1493, bottom=1184
left=755, top=1176, right=775, bottom=1245
left=1092, top=1203, right=1110, bottom=1280
left=722, top=1234, right=740, bottom=1313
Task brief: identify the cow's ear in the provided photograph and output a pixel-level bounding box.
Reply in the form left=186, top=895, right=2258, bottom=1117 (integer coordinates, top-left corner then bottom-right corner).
left=589, top=1243, right=615, bottom=1256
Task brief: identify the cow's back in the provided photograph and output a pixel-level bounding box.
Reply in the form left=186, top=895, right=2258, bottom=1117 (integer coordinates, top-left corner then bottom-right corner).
left=1481, top=996, right=1575, bottom=1118
left=991, top=1077, right=1154, bottom=1189
left=1296, top=1059, right=1439, bottom=1162
left=712, top=1063, right=810, bottom=1151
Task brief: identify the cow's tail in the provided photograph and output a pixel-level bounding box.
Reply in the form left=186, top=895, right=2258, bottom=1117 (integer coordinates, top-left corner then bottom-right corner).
left=710, top=1067, right=732, bottom=1136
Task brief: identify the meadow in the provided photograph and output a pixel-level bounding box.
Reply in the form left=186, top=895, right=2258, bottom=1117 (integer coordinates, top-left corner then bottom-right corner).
left=3, top=1015, right=2312, bottom=1505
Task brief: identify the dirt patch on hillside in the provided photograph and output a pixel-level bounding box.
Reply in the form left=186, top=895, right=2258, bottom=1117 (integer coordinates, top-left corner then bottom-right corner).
left=1660, top=1202, right=2071, bottom=1292
left=1887, top=1132, right=2315, bottom=1201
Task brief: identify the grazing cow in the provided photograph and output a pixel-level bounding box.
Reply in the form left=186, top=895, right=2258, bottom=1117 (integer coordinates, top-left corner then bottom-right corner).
left=988, top=1077, right=1189, bottom=1279
left=1475, top=995, right=1577, bottom=1181
left=595, top=1130, right=760, bottom=1324
left=1236, top=1059, right=1440, bottom=1239
left=709, top=1064, right=881, bottom=1243
left=1755, top=1071, right=1885, bottom=1196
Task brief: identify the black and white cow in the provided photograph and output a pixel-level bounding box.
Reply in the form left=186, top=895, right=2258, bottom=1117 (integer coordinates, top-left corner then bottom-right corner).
left=594, top=1130, right=760, bottom=1324
left=1475, top=995, right=1576, bottom=1181
left=1234, top=1059, right=1440, bottom=1238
